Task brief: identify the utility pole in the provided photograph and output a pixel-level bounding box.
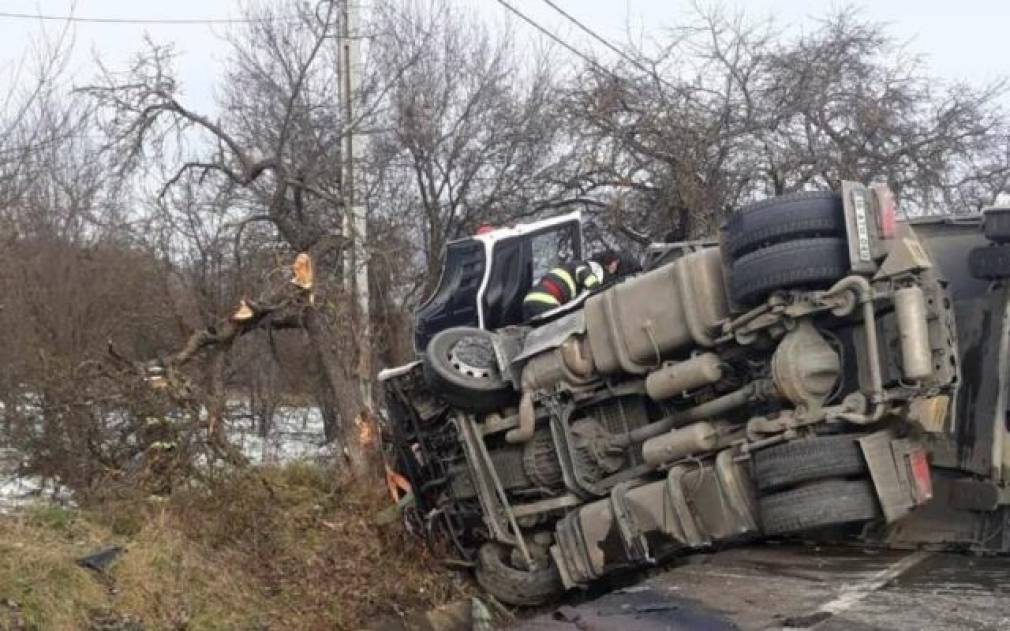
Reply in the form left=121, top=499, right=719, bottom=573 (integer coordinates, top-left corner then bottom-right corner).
left=338, top=0, right=372, bottom=410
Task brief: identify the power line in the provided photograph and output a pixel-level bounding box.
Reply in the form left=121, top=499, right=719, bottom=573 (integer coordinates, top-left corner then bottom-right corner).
left=539, top=0, right=674, bottom=88
left=493, top=0, right=615, bottom=80
left=0, top=11, right=298, bottom=25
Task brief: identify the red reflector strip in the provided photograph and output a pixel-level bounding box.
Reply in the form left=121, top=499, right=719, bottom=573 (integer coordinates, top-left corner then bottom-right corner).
left=908, top=449, right=932, bottom=503
left=873, top=183, right=897, bottom=238
left=880, top=202, right=897, bottom=238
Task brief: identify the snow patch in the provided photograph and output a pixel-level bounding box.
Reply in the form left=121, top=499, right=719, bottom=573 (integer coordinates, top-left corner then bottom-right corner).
left=0, top=405, right=331, bottom=513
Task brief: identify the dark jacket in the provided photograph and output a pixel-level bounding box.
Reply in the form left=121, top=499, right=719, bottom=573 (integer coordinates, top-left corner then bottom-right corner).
left=523, top=259, right=605, bottom=317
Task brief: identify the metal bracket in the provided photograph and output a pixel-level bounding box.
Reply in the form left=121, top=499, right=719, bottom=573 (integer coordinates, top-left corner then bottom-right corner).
left=455, top=415, right=514, bottom=544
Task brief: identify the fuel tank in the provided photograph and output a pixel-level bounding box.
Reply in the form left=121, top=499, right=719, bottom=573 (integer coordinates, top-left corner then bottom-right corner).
left=585, top=248, right=729, bottom=375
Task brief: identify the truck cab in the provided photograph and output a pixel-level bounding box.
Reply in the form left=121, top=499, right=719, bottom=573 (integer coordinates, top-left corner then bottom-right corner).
left=413, top=212, right=583, bottom=350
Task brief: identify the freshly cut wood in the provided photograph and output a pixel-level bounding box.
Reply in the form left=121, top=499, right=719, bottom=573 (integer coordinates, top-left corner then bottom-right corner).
left=231, top=299, right=255, bottom=321
left=291, top=252, right=314, bottom=289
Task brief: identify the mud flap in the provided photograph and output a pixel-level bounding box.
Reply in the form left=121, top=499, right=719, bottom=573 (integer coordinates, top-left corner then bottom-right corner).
left=859, top=430, right=933, bottom=523
left=611, top=481, right=655, bottom=564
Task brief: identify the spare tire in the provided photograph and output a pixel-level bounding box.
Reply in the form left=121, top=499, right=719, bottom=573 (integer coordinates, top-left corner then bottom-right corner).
left=760, top=479, right=881, bottom=537
left=754, top=434, right=868, bottom=493
left=969, top=245, right=1010, bottom=280
left=729, top=237, right=850, bottom=306
left=723, top=191, right=846, bottom=260
left=475, top=543, right=563, bottom=606
left=423, top=327, right=516, bottom=413
left=983, top=207, right=1010, bottom=243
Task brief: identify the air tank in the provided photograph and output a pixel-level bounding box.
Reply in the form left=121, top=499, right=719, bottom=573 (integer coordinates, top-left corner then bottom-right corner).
left=894, top=286, right=932, bottom=381
left=645, top=353, right=724, bottom=401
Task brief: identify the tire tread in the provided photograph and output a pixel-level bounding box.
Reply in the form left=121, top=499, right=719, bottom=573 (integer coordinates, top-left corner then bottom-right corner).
left=475, top=543, right=563, bottom=606
left=969, top=245, right=1010, bottom=280
left=760, top=479, right=880, bottom=536
left=983, top=207, right=1010, bottom=243
left=754, top=434, right=868, bottom=492
left=729, top=237, right=850, bottom=305
left=723, top=191, right=845, bottom=259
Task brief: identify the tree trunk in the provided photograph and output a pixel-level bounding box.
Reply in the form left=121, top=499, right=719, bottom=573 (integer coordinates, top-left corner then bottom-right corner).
left=206, top=345, right=247, bottom=467
left=303, top=306, right=378, bottom=477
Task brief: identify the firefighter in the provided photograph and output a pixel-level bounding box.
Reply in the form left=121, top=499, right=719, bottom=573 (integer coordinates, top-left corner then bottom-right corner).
left=522, top=250, right=639, bottom=320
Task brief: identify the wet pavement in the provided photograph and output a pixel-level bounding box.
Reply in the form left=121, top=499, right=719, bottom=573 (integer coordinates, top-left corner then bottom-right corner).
left=514, top=544, right=1010, bottom=630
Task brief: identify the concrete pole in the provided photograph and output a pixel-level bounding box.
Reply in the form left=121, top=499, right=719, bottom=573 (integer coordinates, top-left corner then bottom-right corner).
left=338, top=0, right=372, bottom=409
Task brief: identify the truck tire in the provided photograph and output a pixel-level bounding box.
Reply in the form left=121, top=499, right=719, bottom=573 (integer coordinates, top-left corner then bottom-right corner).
left=760, top=479, right=881, bottom=537
left=475, top=543, right=563, bottom=606
left=723, top=191, right=845, bottom=260
left=753, top=434, right=868, bottom=493
left=969, top=245, right=1010, bottom=280
left=729, top=237, right=850, bottom=306
left=983, top=207, right=1010, bottom=243
left=423, top=327, right=516, bottom=413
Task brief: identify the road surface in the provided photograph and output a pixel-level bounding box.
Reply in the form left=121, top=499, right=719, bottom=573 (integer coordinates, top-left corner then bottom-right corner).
left=514, top=544, right=1010, bottom=630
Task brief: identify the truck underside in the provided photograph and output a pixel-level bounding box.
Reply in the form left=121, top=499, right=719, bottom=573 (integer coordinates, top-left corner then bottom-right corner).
left=381, top=184, right=1010, bottom=606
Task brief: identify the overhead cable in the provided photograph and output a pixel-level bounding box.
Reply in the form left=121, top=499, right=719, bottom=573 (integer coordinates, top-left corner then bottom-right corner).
left=493, top=0, right=616, bottom=80
left=0, top=10, right=296, bottom=25
left=539, top=0, right=675, bottom=89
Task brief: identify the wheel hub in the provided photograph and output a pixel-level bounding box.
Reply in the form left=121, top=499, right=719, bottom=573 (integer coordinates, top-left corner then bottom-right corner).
left=448, top=336, right=498, bottom=380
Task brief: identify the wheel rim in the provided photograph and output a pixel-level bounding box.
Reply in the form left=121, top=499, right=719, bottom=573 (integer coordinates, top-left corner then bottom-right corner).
left=447, top=335, right=498, bottom=381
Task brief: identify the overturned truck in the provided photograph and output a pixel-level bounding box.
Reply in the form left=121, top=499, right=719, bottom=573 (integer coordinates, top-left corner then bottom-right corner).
left=381, top=183, right=1010, bottom=605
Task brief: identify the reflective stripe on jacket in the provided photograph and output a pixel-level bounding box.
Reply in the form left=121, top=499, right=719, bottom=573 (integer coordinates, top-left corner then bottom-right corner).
left=524, top=259, right=605, bottom=310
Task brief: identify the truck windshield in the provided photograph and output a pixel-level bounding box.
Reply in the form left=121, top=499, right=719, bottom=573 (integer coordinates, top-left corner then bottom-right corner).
left=530, top=223, right=578, bottom=283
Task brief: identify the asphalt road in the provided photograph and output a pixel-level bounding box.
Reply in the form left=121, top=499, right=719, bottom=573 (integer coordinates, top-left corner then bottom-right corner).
left=514, top=544, right=1010, bottom=630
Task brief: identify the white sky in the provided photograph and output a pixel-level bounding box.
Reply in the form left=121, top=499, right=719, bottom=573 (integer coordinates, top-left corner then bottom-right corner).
left=0, top=0, right=1007, bottom=115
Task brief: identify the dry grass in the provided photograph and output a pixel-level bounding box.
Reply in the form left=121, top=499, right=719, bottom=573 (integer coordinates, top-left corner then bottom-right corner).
left=0, top=464, right=467, bottom=630
left=164, top=463, right=468, bottom=629
left=0, top=507, right=109, bottom=629
left=113, top=518, right=265, bottom=629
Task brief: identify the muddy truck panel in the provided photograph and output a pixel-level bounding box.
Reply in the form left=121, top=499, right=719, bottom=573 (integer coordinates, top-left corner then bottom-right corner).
left=908, top=218, right=1010, bottom=479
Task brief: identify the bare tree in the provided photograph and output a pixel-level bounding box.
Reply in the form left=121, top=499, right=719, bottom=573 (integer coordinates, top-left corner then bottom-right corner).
left=762, top=9, right=1010, bottom=212
left=369, top=0, right=602, bottom=300
left=564, top=6, right=1010, bottom=242
left=80, top=2, right=379, bottom=473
